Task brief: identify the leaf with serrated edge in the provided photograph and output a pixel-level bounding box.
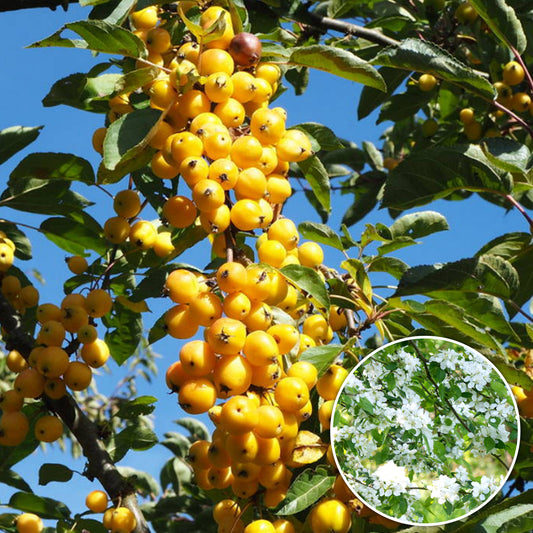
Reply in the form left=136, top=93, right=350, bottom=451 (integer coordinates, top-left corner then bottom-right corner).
left=29, top=20, right=147, bottom=59
left=0, top=126, right=42, bottom=165
left=298, top=156, right=331, bottom=212
left=275, top=468, right=334, bottom=515
left=288, top=45, right=386, bottom=91
left=468, top=0, right=526, bottom=54
left=280, top=264, right=330, bottom=310
left=372, top=38, right=495, bottom=99
left=298, top=222, right=344, bottom=250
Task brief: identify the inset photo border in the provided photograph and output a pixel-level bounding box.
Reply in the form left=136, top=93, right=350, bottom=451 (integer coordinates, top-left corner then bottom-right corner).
left=331, top=336, right=520, bottom=526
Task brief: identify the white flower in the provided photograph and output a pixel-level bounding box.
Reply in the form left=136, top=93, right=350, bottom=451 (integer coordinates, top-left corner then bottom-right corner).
left=471, top=475, right=504, bottom=501
left=429, top=475, right=461, bottom=504
left=394, top=400, right=433, bottom=432
left=454, top=466, right=469, bottom=484
left=372, top=461, right=411, bottom=497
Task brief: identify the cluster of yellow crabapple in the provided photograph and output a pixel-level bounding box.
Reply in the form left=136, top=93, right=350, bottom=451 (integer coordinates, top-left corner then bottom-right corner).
left=95, top=3, right=398, bottom=532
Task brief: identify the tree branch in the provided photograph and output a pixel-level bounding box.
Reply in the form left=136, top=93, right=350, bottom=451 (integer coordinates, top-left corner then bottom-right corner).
left=0, top=0, right=78, bottom=12
left=303, top=11, right=400, bottom=47
left=0, top=293, right=150, bottom=533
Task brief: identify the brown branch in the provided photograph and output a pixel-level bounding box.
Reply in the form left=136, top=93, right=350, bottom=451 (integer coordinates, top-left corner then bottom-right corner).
left=0, top=293, right=149, bottom=533
left=295, top=10, right=400, bottom=47
left=0, top=0, right=78, bottom=11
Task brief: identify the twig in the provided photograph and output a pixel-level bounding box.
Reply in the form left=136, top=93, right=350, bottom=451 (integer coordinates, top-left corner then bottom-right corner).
left=409, top=340, right=472, bottom=434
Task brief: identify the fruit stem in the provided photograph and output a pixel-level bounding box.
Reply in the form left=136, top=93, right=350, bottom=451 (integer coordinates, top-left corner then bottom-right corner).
left=504, top=194, right=533, bottom=231
left=491, top=100, right=533, bottom=138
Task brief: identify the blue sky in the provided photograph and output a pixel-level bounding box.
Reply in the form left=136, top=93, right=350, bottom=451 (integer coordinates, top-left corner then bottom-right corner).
left=0, top=2, right=526, bottom=519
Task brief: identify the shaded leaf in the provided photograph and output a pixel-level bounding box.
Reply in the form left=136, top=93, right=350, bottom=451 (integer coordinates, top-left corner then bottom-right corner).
left=10, top=153, right=95, bottom=185
left=0, top=469, right=32, bottom=493
left=0, top=126, right=42, bottom=165
left=116, top=466, right=159, bottom=497
left=29, top=20, right=147, bottom=59
left=395, top=255, right=519, bottom=300
left=174, top=417, right=210, bottom=441
left=288, top=45, right=386, bottom=91
left=481, top=138, right=531, bottom=174
left=275, top=467, right=334, bottom=515
left=0, top=222, right=32, bottom=261
left=383, top=144, right=511, bottom=210
left=468, top=0, right=526, bottom=54
left=104, top=302, right=143, bottom=365
left=372, top=38, right=495, bottom=99
left=476, top=232, right=531, bottom=259
left=358, top=67, right=409, bottom=120
left=116, top=396, right=157, bottom=419
left=298, top=156, right=331, bottom=212
left=280, top=264, right=330, bottom=310
left=8, top=492, right=70, bottom=520
left=40, top=217, right=105, bottom=256
left=38, top=463, right=73, bottom=486
left=103, top=107, right=161, bottom=171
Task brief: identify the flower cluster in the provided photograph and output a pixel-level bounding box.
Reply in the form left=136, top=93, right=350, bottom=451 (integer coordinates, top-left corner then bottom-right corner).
left=332, top=338, right=518, bottom=524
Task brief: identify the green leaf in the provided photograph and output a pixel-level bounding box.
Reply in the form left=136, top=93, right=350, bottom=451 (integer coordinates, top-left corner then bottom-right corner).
left=378, top=89, right=432, bottom=124
left=161, top=432, right=191, bottom=458
left=40, top=217, right=105, bottom=256
left=280, top=264, right=330, bottom=310
left=481, top=138, right=531, bottom=174
left=342, top=170, right=386, bottom=226
left=391, top=298, right=503, bottom=351
left=0, top=180, right=91, bottom=216
left=174, top=417, right=210, bottom=441
left=10, top=153, right=95, bottom=185
left=395, top=255, right=519, bottom=300
left=383, top=144, right=512, bottom=210
left=43, top=68, right=158, bottom=112
left=298, top=155, right=331, bottom=212
left=8, top=492, right=71, bottom=520
left=389, top=211, right=449, bottom=239
left=104, top=302, right=143, bottom=365
left=477, top=232, right=531, bottom=259
left=38, top=463, right=73, bottom=486
left=477, top=503, right=533, bottom=533
left=0, top=469, right=32, bottom=493
left=431, top=292, right=518, bottom=338
left=0, top=126, right=43, bottom=165
left=293, top=123, right=343, bottom=151
left=363, top=141, right=383, bottom=170
left=74, top=519, right=108, bottom=533
left=298, top=222, right=344, bottom=250
left=29, top=20, right=148, bottom=59
left=368, top=256, right=409, bottom=279
left=507, top=245, right=533, bottom=312
left=275, top=468, right=334, bottom=515
left=116, top=466, right=159, bottom=497
left=288, top=45, right=386, bottom=91
left=468, top=0, right=526, bottom=54
left=110, top=424, right=158, bottom=462
left=358, top=66, right=409, bottom=120
left=89, top=0, right=136, bottom=25
left=103, top=107, right=161, bottom=171
left=115, top=396, right=157, bottom=419
left=299, top=345, right=344, bottom=376
left=0, top=222, right=32, bottom=260
left=373, top=38, right=495, bottom=99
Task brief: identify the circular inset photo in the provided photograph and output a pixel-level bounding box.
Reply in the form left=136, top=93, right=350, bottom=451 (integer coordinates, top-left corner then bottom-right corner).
left=331, top=336, right=519, bottom=526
